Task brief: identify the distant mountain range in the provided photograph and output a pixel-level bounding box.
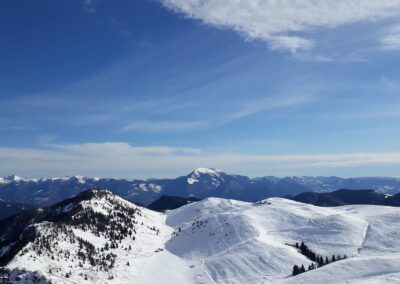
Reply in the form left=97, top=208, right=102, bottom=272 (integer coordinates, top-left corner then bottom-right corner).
left=1, top=168, right=400, bottom=208
left=287, top=189, right=400, bottom=207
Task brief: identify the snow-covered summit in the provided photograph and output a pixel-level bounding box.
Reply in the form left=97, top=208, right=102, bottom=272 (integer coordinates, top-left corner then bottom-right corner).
left=164, top=197, right=400, bottom=283
left=187, top=167, right=224, bottom=185
left=2, top=193, right=400, bottom=283
left=0, top=189, right=166, bottom=283
left=192, top=167, right=222, bottom=175
left=0, top=175, right=25, bottom=184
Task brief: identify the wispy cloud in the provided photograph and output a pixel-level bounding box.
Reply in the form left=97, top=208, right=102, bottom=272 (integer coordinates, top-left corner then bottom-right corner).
left=49, top=142, right=201, bottom=156
left=160, top=0, right=400, bottom=53
left=381, top=24, right=400, bottom=50
left=82, top=0, right=98, bottom=13
left=120, top=120, right=209, bottom=132
left=227, top=92, right=316, bottom=121
left=2, top=142, right=400, bottom=178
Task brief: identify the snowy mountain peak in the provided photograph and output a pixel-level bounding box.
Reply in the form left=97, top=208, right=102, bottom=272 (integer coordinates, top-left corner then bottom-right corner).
left=192, top=167, right=222, bottom=175
left=0, top=175, right=25, bottom=184
left=2, top=192, right=400, bottom=283
left=187, top=167, right=224, bottom=185
left=0, top=189, right=165, bottom=283
left=7, top=175, right=24, bottom=182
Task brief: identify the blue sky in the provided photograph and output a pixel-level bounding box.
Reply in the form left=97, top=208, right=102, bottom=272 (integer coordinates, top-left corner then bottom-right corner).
left=1, top=0, right=400, bottom=178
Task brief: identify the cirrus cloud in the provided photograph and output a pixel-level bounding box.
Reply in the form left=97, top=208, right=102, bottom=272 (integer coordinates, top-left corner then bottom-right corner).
left=160, top=0, right=400, bottom=52
left=381, top=24, right=400, bottom=50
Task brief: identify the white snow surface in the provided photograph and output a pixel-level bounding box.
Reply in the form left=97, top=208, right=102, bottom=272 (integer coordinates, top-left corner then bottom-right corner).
left=187, top=167, right=224, bottom=186
left=0, top=175, right=26, bottom=184
left=5, top=194, right=400, bottom=284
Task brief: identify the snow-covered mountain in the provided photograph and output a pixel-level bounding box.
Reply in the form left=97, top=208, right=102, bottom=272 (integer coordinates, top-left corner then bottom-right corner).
left=1, top=189, right=400, bottom=283
left=1, top=168, right=400, bottom=208
left=0, top=175, right=29, bottom=184
left=0, top=189, right=166, bottom=283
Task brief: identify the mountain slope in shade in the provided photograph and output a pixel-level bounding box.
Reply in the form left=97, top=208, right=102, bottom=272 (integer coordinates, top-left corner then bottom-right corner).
left=147, top=196, right=201, bottom=212
left=2, top=190, right=400, bottom=283
left=0, top=199, right=35, bottom=220
left=287, top=189, right=400, bottom=207
left=383, top=192, right=400, bottom=206
left=2, top=169, right=400, bottom=207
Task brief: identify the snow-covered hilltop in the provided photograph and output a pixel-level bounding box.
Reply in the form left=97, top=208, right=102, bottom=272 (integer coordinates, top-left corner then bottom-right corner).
left=0, top=189, right=166, bottom=283
left=2, top=168, right=400, bottom=209
left=164, top=197, right=400, bottom=283
left=187, top=167, right=224, bottom=185
left=1, top=189, right=400, bottom=283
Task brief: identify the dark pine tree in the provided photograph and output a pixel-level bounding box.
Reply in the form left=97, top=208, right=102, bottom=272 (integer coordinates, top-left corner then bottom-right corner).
left=292, top=265, right=300, bottom=276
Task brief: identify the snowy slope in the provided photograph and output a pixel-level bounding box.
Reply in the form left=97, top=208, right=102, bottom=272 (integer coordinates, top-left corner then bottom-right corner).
left=164, top=198, right=369, bottom=283
left=163, top=197, right=400, bottom=283
left=2, top=190, right=400, bottom=283
left=1, top=190, right=166, bottom=283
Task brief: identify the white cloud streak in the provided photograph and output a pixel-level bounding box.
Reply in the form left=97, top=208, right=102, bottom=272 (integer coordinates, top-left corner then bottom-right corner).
left=119, top=92, right=316, bottom=132
left=49, top=142, right=201, bottom=156
left=120, top=121, right=208, bottom=132
left=228, top=92, right=315, bottom=121
left=2, top=142, right=400, bottom=178
left=160, top=0, right=400, bottom=52
left=381, top=24, right=400, bottom=50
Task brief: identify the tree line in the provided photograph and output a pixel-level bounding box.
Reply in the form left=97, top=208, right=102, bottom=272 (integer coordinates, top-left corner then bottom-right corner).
left=291, top=241, right=347, bottom=276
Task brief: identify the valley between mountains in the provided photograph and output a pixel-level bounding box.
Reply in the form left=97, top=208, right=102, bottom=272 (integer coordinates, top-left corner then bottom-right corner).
left=1, top=189, right=400, bottom=284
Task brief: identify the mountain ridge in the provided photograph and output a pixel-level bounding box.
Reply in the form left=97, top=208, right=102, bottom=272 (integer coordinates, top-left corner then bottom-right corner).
left=0, top=189, right=166, bottom=283
left=287, top=188, right=400, bottom=207
left=2, top=168, right=400, bottom=209
left=3, top=189, right=400, bottom=283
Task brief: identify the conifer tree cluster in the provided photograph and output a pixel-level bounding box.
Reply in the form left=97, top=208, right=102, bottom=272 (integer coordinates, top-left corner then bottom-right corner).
left=4, top=192, right=163, bottom=281
left=291, top=241, right=347, bottom=276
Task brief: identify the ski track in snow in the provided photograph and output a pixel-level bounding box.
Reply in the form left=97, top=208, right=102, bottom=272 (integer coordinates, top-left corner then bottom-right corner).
left=4, top=195, right=400, bottom=284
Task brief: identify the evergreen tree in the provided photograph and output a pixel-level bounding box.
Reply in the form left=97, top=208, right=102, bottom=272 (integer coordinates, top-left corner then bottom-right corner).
left=300, top=242, right=306, bottom=252
left=318, top=256, right=324, bottom=267
left=292, top=265, right=300, bottom=276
